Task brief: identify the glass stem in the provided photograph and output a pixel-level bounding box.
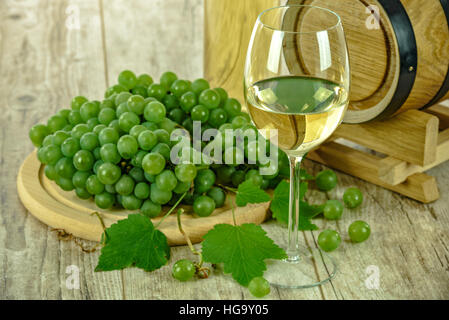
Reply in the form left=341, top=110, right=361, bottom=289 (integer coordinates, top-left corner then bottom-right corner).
left=286, top=155, right=303, bottom=262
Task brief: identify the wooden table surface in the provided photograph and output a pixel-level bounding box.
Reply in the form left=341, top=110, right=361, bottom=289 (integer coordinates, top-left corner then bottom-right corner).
left=1, top=0, right=448, bottom=300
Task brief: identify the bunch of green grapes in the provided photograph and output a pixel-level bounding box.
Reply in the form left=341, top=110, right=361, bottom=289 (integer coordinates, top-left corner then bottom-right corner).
left=29, top=70, right=289, bottom=217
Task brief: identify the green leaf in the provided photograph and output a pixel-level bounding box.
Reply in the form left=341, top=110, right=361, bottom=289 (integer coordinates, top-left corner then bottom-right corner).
left=235, top=180, right=271, bottom=207
left=202, top=223, right=287, bottom=286
left=95, top=214, right=170, bottom=272
left=270, top=180, right=323, bottom=230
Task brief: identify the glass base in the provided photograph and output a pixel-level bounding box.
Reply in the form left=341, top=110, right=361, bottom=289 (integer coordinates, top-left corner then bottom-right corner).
left=264, top=245, right=337, bottom=289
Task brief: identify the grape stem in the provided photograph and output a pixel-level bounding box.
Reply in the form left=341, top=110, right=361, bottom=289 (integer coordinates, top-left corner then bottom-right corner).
left=177, top=208, right=210, bottom=278
left=217, top=184, right=237, bottom=193
left=155, top=192, right=187, bottom=229
left=91, top=212, right=109, bottom=244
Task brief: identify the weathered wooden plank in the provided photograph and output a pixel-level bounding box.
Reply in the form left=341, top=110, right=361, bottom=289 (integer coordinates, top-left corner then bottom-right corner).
left=0, top=0, right=123, bottom=299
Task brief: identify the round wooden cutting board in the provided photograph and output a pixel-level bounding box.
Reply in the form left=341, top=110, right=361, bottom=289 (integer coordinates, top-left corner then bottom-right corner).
left=17, top=151, right=271, bottom=246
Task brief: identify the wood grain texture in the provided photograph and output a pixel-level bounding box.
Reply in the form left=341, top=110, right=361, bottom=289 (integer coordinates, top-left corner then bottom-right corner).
left=1, top=0, right=449, bottom=300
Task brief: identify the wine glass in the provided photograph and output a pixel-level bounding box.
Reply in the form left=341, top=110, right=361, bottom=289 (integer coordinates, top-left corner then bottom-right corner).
left=244, top=5, right=350, bottom=288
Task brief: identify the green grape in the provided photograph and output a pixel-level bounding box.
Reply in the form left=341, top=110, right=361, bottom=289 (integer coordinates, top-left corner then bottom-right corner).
left=209, top=108, right=228, bottom=128
left=158, top=118, right=176, bottom=134
left=199, top=89, right=220, bottom=110
left=216, top=166, right=235, bottom=184
left=214, top=88, right=228, bottom=107
left=343, top=188, right=364, bottom=209
left=86, top=175, right=105, bottom=195
left=194, top=169, right=216, bottom=194
left=68, top=110, right=83, bottom=125
left=52, top=131, right=70, bottom=146
left=179, top=92, right=197, bottom=113
left=147, top=83, right=166, bottom=101
left=61, top=137, right=80, bottom=158
left=80, top=132, right=99, bottom=151
left=348, top=221, right=371, bottom=243
left=245, top=140, right=259, bottom=163
left=93, top=159, right=104, bottom=174
left=231, top=115, right=247, bottom=129
left=175, top=163, right=197, bottom=182
left=55, top=157, right=76, bottom=179
left=160, top=71, right=178, bottom=91
left=315, top=169, right=338, bottom=191
left=105, top=184, right=116, bottom=194
left=71, top=124, right=90, bottom=140
left=260, top=161, right=280, bottom=180
left=182, top=118, right=193, bottom=132
left=44, top=164, right=58, bottom=181
left=105, top=84, right=127, bottom=98
left=122, top=194, right=143, bottom=210
left=44, top=145, right=63, bottom=165
left=323, top=200, right=344, bottom=220
left=134, top=182, right=150, bottom=199
left=248, top=277, right=270, bottom=298
left=131, top=150, right=148, bottom=168
left=191, top=105, right=209, bottom=123
left=142, top=152, right=166, bottom=175
left=170, top=80, right=191, bottom=98
left=142, top=121, right=159, bottom=131
left=115, top=174, right=135, bottom=196
left=63, top=124, right=74, bottom=132
left=169, top=108, right=186, bottom=124
left=131, top=86, right=147, bottom=98
left=137, top=73, right=154, bottom=87
left=73, top=150, right=94, bottom=172
left=138, top=130, right=157, bottom=151
left=115, top=92, right=133, bottom=106
left=191, top=78, right=210, bottom=95
left=54, top=173, right=74, bottom=191
left=318, top=229, right=341, bottom=252
left=153, top=128, right=169, bottom=144
left=56, top=176, right=75, bottom=191
left=118, top=70, right=137, bottom=90
left=144, top=101, right=166, bottom=123
left=173, top=180, right=191, bottom=194
left=141, top=200, right=162, bottom=218
left=95, top=192, right=115, bottom=209
left=42, top=135, right=54, bottom=147
left=127, top=95, right=146, bottom=115
left=260, top=178, right=270, bottom=190
left=224, top=147, right=244, bottom=166
left=224, top=98, right=242, bottom=118
left=97, top=162, right=121, bottom=185
left=79, top=102, right=99, bottom=122
left=119, top=112, right=140, bottom=133
left=71, top=96, right=88, bottom=111
left=93, top=146, right=101, bottom=160
left=116, top=102, right=130, bottom=118
left=193, top=195, right=216, bottom=217
left=245, top=169, right=263, bottom=187
left=129, top=167, right=145, bottom=183
left=87, top=117, right=100, bottom=130
left=98, top=127, right=119, bottom=146
left=172, top=259, right=195, bottom=282
left=108, top=119, right=122, bottom=134
left=100, top=98, right=115, bottom=110
left=72, top=171, right=90, bottom=188
left=47, top=115, right=67, bottom=133
left=117, top=135, right=138, bottom=159
left=129, top=125, right=146, bottom=139
left=93, top=124, right=107, bottom=135
left=152, top=143, right=171, bottom=161
left=156, top=170, right=178, bottom=192
left=162, top=94, right=179, bottom=111
left=144, top=172, right=156, bottom=183
left=75, top=187, right=92, bottom=200
left=150, top=183, right=172, bottom=205
left=207, top=187, right=226, bottom=208
left=98, top=108, right=116, bottom=125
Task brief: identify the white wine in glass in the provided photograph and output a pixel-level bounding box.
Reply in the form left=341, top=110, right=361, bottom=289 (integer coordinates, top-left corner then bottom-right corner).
left=244, top=5, right=350, bottom=288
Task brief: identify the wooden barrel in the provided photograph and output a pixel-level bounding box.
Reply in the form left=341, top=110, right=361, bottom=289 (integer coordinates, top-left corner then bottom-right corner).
left=204, top=0, right=449, bottom=123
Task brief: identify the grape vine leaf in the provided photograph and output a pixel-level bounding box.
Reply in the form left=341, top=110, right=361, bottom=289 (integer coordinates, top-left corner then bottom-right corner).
left=202, top=223, right=287, bottom=286
left=235, top=180, right=271, bottom=207
left=95, top=214, right=170, bottom=272
left=270, top=180, right=324, bottom=230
